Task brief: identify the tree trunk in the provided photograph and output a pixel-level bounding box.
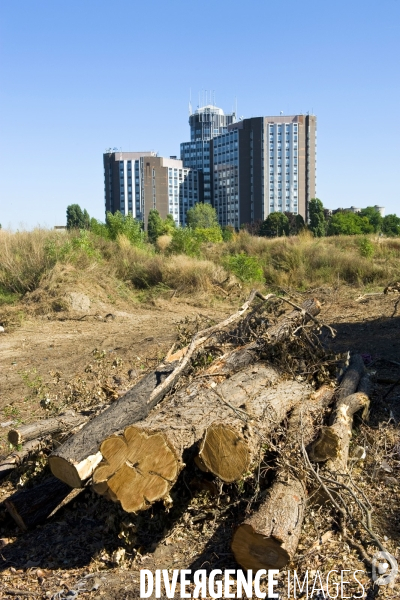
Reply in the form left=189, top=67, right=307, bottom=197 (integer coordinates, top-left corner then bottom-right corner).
left=231, top=386, right=334, bottom=570
left=49, top=294, right=320, bottom=489
left=196, top=379, right=312, bottom=482
left=232, top=477, right=307, bottom=570
left=8, top=411, right=87, bottom=446
left=93, top=363, right=313, bottom=513
left=264, top=298, right=321, bottom=344
left=48, top=361, right=179, bottom=488
left=4, top=476, right=84, bottom=531
left=0, top=439, right=48, bottom=481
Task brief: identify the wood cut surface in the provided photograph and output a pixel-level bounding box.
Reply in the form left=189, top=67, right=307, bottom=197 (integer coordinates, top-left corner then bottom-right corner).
left=94, top=427, right=180, bottom=513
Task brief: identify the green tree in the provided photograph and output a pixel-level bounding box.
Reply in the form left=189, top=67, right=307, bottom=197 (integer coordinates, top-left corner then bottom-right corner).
left=147, top=209, right=164, bottom=243
left=308, top=198, right=326, bottom=237
left=382, top=214, right=400, bottom=236
left=284, top=212, right=305, bottom=235
left=66, top=204, right=90, bottom=230
left=359, top=207, right=383, bottom=233
left=105, top=211, right=143, bottom=245
left=162, top=214, right=177, bottom=235
left=186, top=203, right=218, bottom=229
left=259, top=212, right=289, bottom=237
left=327, top=211, right=373, bottom=236
left=194, top=227, right=223, bottom=243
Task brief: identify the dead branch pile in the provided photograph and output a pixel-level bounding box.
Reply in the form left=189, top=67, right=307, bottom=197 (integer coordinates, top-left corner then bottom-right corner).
left=2, top=289, right=384, bottom=575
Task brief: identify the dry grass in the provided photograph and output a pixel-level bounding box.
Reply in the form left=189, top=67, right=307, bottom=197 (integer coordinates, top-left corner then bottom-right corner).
left=0, top=229, right=60, bottom=294
left=1, top=228, right=400, bottom=310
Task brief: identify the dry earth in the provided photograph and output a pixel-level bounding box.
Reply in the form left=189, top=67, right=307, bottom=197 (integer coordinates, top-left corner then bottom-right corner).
left=0, top=286, right=399, bottom=599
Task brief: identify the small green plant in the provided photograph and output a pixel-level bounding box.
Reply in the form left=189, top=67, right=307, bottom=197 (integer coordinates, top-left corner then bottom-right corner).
left=358, top=237, right=374, bottom=258
left=225, top=253, right=264, bottom=282
left=19, top=369, right=44, bottom=396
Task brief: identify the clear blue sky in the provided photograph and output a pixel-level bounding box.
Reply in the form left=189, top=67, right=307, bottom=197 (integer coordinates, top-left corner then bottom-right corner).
left=1, top=0, right=399, bottom=229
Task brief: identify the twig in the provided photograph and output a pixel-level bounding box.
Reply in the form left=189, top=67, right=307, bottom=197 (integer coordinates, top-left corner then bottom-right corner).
left=146, top=290, right=275, bottom=405
left=211, top=387, right=251, bottom=421
left=4, top=591, right=40, bottom=597
left=302, top=439, right=388, bottom=558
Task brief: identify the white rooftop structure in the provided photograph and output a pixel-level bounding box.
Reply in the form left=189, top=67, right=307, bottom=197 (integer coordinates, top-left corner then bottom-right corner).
left=195, top=104, right=225, bottom=115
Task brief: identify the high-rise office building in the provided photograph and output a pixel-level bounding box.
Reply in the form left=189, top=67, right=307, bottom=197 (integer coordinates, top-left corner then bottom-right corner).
left=104, top=151, right=156, bottom=219
left=180, top=104, right=236, bottom=205
left=212, top=114, right=316, bottom=228
left=103, top=151, right=198, bottom=228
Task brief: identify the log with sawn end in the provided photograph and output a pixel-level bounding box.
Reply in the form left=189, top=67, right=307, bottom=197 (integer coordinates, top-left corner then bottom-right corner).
left=231, top=386, right=334, bottom=571
left=92, top=362, right=313, bottom=513
left=8, top=410, right=87, bottom=447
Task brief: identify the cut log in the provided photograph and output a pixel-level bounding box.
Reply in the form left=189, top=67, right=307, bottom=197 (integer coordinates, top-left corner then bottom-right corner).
left=309, top=392, right=369, bottom=471
left=308, top=357, right=370, bottom=470
left=93, top=363, right=313, bottom=512
left=48, top=289, right=282, bottom=488
left=4, top=476, right=84, bottom=531
left=8, top=411, right=87, bottom=446
left=232, top=477, right=306, bottom=570
left=231, top=386, right=334, bottom=570
left=196, top=377, right=312, bottom=482
left=0, top=439, right=48, bottom=481
left=48, top=362, right=179, bottom=488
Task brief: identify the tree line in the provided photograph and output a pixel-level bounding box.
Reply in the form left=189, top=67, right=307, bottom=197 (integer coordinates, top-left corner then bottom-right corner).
left=66, top=199, right=400, bottom=243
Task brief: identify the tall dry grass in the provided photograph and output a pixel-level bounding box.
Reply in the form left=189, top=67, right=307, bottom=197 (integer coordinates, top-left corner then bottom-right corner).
left=0, top=228, right=61, bottom=294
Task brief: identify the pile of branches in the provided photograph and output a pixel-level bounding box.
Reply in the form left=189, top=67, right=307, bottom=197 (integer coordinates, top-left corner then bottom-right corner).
left=1, top=289, right=384, bottom=576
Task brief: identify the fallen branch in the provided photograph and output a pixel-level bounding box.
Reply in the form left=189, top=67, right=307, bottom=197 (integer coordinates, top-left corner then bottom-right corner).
left=0, top=439, right=49, bottom=481
left=8, top=410, right=87, bottom=446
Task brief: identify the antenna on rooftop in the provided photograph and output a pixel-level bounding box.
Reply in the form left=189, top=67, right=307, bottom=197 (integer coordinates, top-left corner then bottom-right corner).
left=189, top=88, right=192, bottom=116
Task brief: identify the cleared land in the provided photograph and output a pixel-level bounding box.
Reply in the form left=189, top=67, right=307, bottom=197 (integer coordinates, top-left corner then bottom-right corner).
left=0, top=231, right=399, bottom=598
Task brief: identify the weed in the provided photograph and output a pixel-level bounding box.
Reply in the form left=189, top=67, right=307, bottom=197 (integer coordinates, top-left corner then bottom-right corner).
left=358, top=237, right=375, bottom=258
left=18, top=369, right=44, bottom=396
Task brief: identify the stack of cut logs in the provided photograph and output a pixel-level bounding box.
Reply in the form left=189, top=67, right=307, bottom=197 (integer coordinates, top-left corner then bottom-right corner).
left=1, top=291, right=370, bottom=572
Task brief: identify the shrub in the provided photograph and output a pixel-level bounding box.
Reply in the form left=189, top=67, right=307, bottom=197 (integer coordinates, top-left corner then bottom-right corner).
left=194, top=227, right=223, bottom=243
left=358, top=237, right=374, bottom=259
left=225, top=253, right=264, bottom=283
left=168, top=227, right=201, bottom=256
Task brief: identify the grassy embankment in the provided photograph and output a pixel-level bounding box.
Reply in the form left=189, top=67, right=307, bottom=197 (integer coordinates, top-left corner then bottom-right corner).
left=0, top=228, right=399, bottom=309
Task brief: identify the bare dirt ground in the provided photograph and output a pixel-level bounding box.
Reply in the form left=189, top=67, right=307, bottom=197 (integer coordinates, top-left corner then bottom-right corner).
left=0, top=286, right=399, bottom=599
